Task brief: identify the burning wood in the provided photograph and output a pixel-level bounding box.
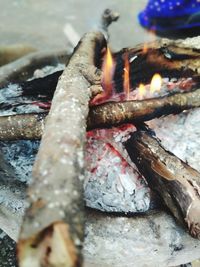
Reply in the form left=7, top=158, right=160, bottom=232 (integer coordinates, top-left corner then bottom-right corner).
left=125, top=129, right=200, bottom=239
left=17, top=31, right=107, bottom=267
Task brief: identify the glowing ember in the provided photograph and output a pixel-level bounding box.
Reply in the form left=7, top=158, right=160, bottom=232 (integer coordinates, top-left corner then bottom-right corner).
left=123, top=54, right=130, bottom=100
left=150, top=73, right=162, bottom=93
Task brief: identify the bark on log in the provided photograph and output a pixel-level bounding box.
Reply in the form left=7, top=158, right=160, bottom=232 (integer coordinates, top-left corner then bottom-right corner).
left=1, top=87, right=200, bottom=140
left=125, top=130, right=200, bottom=239
left=0, top=113, right=46, bottom=140
left=88, top=88, right=200, bottom=129
left=17, top=31, right=106, bottom=267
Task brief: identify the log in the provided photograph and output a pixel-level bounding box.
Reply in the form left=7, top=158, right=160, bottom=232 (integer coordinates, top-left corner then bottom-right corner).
left=88, top=88, right=200, bottom=129
left=0, top=113, right=46, bottom=140
left=1, top=87, right=200, bottom=140
left=17, top=31, right=106, bottom=267
left=125, top=129, right=200, bottom=239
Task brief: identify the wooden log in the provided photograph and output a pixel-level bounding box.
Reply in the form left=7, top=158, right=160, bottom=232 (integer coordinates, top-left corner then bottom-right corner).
left=17, top=31, right=106, bottom=267
left=1, top=87, right=200, bottom=140
left=88, top=87, right=200, bottom=129
left=125, top=129, right=200, bottom=239
left=0, top=113, right=46, bottom=140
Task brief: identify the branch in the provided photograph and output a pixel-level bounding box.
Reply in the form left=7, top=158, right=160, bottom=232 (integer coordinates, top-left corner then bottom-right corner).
left=125, top=130, right=200, bottom=239
left=1, top=88, right=200, bottom=140
left=87, top=88, right=200, bottom=129
left=17, top=32, right=107, bottom=267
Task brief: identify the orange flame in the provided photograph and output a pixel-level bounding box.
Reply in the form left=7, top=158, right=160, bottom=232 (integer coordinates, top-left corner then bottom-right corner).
left=123, top=54, right=130, bottom=100
left=150, top=73, right=162, bottom=93
left=138, top=83, right=146, bottom=98
left=142, top=29, right=156, bottom=54
left=102, top=47, right=115, bottom=96
left=142, top=43, right=148, bottom=54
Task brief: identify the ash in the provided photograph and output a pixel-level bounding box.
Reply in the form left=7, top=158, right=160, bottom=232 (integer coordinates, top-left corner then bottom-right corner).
left=0, top=140, right=39, bottom=184
left=148, top=108, right=200, bottom=172
left=0, top=83, right=44, bottom=116
left=0, top=63, right=64, bottom=116
left=30, top=63, right=64, bottom=79
left=85, top=125, right=152, bottom=213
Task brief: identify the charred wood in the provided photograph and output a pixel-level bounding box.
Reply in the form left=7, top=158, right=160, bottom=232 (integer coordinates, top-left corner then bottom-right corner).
left=17, top=32, right=107, bottom=267
left=113, top=38, right=200, bottom=93
left=125, top=130, right=200, bottom=239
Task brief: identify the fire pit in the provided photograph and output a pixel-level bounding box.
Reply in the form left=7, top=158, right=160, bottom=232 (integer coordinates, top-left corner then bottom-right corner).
left=0, top=13, right=200, bottom=267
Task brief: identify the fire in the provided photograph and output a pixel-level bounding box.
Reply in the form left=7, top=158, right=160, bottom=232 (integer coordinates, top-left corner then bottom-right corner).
left=142, top=29, right=156, bottom=54
left=102, top=47, right=115, bottom=96
left=138, top=83, right=145, bottom=98
left=91, top=47, right=115, bottom=105
left=150, top=73, right=162, bottom=93
left=123, top=54, right=130, bottom=100
left=142, top=43, right=148, bottom=54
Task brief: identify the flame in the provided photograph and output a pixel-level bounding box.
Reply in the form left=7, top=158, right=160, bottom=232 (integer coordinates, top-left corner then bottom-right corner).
left=142, top=28, right=157, bottom=54
left=123, top=54, right=130, bottom=100
left=142, top=43, right=148, bottom=54
left=102, top=47, right=115, bottom=96
left=138, top=83, right=146, bottom=98
left=150, top=73, right=162, bottom=93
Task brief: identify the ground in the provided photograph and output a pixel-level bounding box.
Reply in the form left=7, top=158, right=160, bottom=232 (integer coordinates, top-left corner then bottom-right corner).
left=0, top=0, right=154, bottom=52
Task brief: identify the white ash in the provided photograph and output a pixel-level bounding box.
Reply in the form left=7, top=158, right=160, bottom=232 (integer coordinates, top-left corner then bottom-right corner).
left=31, top=63, right=64, bottom=80
left=0, top=83, right=44, bottom=116
left=85, top=125, right=152, bottom=213
left=148, top=108, right=200, bottom=172
left=0, top=140, right=39, bottom=183
left=0, top=63, right=64, bottom=116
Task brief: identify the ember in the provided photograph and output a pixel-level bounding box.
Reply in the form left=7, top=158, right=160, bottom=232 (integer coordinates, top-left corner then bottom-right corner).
left=85, top=124, right=153, bottom=213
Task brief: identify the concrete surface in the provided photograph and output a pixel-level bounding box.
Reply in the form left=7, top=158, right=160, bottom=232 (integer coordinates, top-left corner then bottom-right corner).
left=0, top=0, right=154, bottom=52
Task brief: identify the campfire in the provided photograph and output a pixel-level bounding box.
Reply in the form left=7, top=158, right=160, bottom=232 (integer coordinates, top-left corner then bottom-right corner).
left=0, top=10, right=200, bottom=267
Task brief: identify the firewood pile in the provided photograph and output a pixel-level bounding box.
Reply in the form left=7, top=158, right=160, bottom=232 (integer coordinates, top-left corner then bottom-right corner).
left=0, top=10, right=200, bottom=267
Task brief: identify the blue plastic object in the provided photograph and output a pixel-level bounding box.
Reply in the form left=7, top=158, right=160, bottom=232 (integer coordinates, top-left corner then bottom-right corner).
left=138, top=0, right=200, bottom=31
